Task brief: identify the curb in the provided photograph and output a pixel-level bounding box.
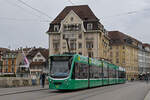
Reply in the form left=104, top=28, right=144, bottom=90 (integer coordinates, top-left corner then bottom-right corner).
left=144, top=91, right=150, bottom=100
left=0, top=88, right=48, bottom=96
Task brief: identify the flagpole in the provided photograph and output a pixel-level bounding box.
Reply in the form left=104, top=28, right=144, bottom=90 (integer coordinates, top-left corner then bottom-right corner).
left=22, top=48, right=31, bottom=78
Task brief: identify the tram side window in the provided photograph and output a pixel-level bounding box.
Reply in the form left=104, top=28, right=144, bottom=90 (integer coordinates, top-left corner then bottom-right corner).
left=109, top=67, right=116, bottom=78
left=112, top=69, right=116, bottom=78
left=119, top=71, right=125, bottom=78
left=96, top=66, right=103, bottom=78
left=90, top=65, right=98, bottom=78
left=90, top=65, right=94, bottom=78
left=103, top=64, right=108, bottom=78
left=109, top=67, right=113, bottom=78
left=116, top=70, right=119, bottom=78
left=118, top=71, right=121, bottom=78
left=75, top=63, right=88, bottom=79
left=123, top=72, right=126, bottom=78
left=99, top=66, right=103, bottom=78
left=90, top=65, right=102, bottom=79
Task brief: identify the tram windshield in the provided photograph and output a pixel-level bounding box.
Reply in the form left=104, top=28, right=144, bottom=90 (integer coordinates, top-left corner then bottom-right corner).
left=50, top=56, right=73, bottom=78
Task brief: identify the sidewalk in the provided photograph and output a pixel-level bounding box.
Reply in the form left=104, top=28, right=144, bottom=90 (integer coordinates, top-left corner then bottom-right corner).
left=0, top=85, right=49, bottom=96
left=144, top=90, right=150, bottom=100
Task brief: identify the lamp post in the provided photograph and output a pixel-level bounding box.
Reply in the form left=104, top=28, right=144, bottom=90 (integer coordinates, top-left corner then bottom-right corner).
left=65, top=38, right=71, bottom=53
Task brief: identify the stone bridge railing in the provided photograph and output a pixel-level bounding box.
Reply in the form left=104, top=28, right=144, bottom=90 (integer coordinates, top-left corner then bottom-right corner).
left=0, top=77, right=48, bottom=88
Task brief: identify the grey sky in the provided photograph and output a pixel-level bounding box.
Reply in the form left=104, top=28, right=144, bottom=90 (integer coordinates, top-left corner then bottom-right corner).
left=0, top=0, right=150, bottom=49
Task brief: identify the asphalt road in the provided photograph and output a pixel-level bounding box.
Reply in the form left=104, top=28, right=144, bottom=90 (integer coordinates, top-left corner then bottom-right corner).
left=0, top=81, right=150, bottom=100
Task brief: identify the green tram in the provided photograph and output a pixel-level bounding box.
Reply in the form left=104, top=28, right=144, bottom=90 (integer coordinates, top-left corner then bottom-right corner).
left=48, top=54, right=126, bottom=90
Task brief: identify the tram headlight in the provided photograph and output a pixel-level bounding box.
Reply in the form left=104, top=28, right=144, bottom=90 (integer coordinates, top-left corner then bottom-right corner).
left=64, top=79, right=69, bottom=86
left=51, top=80, right=53, bottom=83
left=49, top=79, right=53, bottom=84
left=64, top=79, right=68, bottom=83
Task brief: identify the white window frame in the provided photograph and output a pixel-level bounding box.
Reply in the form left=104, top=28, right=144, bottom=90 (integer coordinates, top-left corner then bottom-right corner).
left=87, top=23, right=93, bottom=30
left=54, top=25, right=59, bottom=32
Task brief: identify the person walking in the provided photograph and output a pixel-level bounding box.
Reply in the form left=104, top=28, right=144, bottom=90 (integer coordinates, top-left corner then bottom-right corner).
left=145, top=73, right=149, bottom=84
left=40, top=72, right=46, bottom=88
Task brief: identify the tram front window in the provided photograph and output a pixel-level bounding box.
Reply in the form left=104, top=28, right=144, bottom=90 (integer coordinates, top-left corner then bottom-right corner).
left=50, top=56, right=72, bottom=78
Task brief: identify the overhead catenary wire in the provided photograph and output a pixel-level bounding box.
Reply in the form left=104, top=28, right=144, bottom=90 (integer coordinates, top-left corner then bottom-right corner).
left=101, top=8, right=150, bottom=19
left=17, top=0, right=53, bottom=19
left=3, top=0, right=47, bottom=20
left=0, top=16, right=50, bottom=23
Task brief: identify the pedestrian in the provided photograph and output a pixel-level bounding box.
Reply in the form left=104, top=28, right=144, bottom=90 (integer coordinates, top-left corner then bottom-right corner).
left=145, top=74, right=149, bottom=84
left=40, top=72, right=46, bottom=88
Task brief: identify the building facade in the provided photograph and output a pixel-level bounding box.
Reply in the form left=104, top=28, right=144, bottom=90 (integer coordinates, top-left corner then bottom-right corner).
left=26, top=48, right=49, bottom=78
left=0, top=48, right=10, bottom=74
left=109, top=31, right=139, bottom=80
left=47, top=5, right=110, bottom=60
left=2, top=51, right=17, bottom=74
left=143, top=44, right=150, bottom=73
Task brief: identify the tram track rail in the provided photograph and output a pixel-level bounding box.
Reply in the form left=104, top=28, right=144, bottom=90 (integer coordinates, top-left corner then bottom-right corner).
left=0, top=88, right=49, bottom=96
left=60, top=82, right=132, bottom=100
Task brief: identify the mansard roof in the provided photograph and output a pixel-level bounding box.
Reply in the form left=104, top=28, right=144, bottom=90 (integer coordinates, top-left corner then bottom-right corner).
left=27, top=48, right=49, bottom=59
left=51, top=5, right=99, bottom=24
left=143, top=43, right=150, bottom=48
left=0, top=48, right=10, bottom=52
left=108, top=31, right=139, bottom=47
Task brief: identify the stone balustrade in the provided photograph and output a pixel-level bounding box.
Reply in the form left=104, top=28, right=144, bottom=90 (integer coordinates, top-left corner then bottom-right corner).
left=0, top=77, right=48, bottom=88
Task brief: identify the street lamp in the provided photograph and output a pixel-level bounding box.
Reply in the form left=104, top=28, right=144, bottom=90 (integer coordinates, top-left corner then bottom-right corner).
left=65, top=38, right=71, bottom=53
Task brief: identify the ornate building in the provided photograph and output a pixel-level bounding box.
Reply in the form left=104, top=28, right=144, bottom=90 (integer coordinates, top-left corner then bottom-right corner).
left=138, top=43, right=150, bottom=74
left=0, top=48, right=10, bottom=74
left=2, top=50, right=17, bottom=74
left=26, top=48, right=49, bottom=77
left=47, top=5, right=110, bottom=60
left=109, top=31, right=139, bottom=80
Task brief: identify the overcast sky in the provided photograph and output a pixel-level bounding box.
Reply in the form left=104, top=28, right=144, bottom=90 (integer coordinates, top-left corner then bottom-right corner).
left=0, top=0, right=150, bottom=49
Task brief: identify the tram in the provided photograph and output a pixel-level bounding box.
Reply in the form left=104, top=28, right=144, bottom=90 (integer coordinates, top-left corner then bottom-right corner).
left=48, top=54, right=126, bottom=90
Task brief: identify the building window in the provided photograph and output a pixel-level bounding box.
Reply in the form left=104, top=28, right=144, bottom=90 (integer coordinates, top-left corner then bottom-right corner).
left=122, top=58, right=125, bottom=64
left=5, top=65, right=8, bottom=73
left=12, top=59, right=14, bottom=65
left=53, top=42, right=60, bottom=49
left=70, top=17, right=74, bottom=21
left=110, top=52, right=113, bottom=57
left=88, top=52, right=93, bottom=57
left=110, top=46, right=112, bottom=49
left=86, top=42, right=93, bottom=49
left=54, top=25, right=59, bottom=32
left=39, top=59, right=43, bottom=62
left=122, top=51, right=125, bottom=57
left=12, top=65, right=14, bottom=72
left=37, top=54, right=41, bottom=57
left=63, top=24, right=81, bottom=31
left=63, top=42, right=66, bottom=48
left=78, top=34, right=82, bottom=39
left=78, top=43, right=82, bottom=49
left=123, top=45, right=125, bottom=49
left=35, top=59, right=37, bottom=62
left=116, top=58, right=119, bottom=63
left=70, top=41, right=76, bottom=50
left=79, top=52, right=82, bottom=55
left=6, top=60, right=8, bottom=65
left=87, top=23, right=93, bottom=30
left=116, top=52, right=119, bottom=57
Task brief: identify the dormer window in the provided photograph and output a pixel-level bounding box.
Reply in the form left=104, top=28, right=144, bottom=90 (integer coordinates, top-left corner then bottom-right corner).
left=70, top=17, right=74, bottom=21
left=54, top=25, right=59, bottom=32
left=87, top=23, right=93, bottom=30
